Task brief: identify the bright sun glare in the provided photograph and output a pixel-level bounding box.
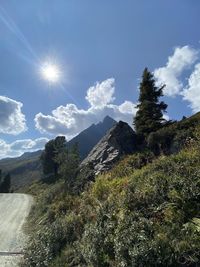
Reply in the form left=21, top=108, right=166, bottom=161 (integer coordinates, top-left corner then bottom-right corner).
left=41, top=62, right=61, bottom=83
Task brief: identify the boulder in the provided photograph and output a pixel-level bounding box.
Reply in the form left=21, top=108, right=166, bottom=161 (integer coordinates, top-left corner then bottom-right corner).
left=81, top=121, right=137, bottom=175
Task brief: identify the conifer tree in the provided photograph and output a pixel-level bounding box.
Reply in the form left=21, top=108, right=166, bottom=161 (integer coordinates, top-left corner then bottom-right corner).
left=0, top=173, right=11, bottom=193
left=55, top=143, right=80, bottom=190
left=40, top=136, right=66, bottom=177
left=134, top=68, right=167, bottom=138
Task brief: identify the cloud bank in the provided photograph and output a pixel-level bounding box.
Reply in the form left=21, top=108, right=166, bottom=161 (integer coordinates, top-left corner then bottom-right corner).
left=35, top=78, right=137, bottom=139
left=0, top=137, right=48, bottom=159
left=0, top=96, right=27, bottom=135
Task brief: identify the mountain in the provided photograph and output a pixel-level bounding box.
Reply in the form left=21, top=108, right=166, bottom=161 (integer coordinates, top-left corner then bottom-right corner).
left=67, top=115, right=116, bottom=159
left=0, top=116, right=116, bottom=190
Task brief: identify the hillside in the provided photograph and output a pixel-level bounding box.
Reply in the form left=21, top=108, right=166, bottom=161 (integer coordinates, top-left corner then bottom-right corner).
left=0, top=116, right=116, bottom=190
left=0, top=150, right=42, bottom=190
left=21, top=113, right=200, bottom=267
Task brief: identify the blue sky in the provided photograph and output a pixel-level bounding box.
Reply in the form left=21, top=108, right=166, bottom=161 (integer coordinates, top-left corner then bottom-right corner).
left=0, top=0, right=200, bottom=158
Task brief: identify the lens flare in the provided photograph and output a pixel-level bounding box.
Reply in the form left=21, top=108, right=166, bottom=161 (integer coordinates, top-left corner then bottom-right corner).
left=40, top=62, right=61, bottom=83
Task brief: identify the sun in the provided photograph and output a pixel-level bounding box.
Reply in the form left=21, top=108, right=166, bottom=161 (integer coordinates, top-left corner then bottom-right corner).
left=40, top=62, right=61, bottom=83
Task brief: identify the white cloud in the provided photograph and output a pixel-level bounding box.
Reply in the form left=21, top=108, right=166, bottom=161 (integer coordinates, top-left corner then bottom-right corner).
left=0, top=137, right=49, bottom=159
left=35, top=78, right=138, bottom=138
left=182, top=63, right=200, bottom=112
left=0, top=96, right=27, bottom=135
left=154, top=46, right=198, bottom=96
left=119, top=101, right=137, bottom=114
left=85, top=78, right=115, bottom=107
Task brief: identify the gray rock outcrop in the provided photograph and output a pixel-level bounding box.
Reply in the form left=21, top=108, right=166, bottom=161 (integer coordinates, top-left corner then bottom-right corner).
left=81, top=121, right=137, bottom=175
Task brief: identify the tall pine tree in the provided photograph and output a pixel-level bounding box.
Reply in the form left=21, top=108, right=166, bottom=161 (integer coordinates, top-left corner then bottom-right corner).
left=134, top=68, right=167, bottom=138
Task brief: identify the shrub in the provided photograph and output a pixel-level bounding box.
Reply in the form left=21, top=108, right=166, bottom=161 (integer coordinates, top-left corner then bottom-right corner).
left=22, top=126, right=200, bottom=266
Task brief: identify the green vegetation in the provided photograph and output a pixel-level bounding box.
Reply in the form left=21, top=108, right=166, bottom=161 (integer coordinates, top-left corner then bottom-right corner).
left=0, top=169, right=11, bottom=192
left=134, top=68, right=167, bottom=140
left=21, top=126, right=200, bottom=266
left=41, top=136, right=66, bottom=178
left=40, top=137, right=80, bottom=188
left=147, top=112, right=200, bottom=155
left=55, top=142, right=80, bottom=190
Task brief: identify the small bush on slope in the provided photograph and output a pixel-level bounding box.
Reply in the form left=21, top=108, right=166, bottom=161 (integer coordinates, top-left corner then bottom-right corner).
left=21, top=133, right=200, bottom=267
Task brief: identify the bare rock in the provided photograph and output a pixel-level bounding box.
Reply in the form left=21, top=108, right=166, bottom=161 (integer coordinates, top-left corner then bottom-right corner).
left=81, top=121, right=137, bottom=175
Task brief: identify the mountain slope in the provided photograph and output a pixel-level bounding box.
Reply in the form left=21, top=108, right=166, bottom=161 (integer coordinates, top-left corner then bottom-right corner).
left=0, top=116, right=116, bottom=190
left=22, top=116, right=200, bottom=267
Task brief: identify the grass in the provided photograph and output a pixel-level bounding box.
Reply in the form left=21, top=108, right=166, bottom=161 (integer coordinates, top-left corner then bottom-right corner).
left=21, top=128, right=200, bottom=267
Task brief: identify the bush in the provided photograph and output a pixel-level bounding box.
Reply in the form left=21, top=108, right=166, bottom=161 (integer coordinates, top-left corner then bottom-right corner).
left=21, top=219, right=67, bottom=267
left=22, top=126, right=200, bottom=266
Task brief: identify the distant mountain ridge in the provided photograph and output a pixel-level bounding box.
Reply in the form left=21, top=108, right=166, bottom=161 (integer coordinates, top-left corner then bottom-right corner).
left=0, top=150, right=42, bottom=163
left=0, top=116, right=116, bottom=190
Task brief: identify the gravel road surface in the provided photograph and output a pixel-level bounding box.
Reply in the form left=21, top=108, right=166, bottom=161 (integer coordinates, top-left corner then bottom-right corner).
left=0, top=193, right=33, bottom=267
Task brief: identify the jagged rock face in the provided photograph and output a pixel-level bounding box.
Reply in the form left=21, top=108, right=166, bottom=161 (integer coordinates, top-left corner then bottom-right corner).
left=81, top=121, right=137, bottom=175
left=67, top=115, right=116, bottom=159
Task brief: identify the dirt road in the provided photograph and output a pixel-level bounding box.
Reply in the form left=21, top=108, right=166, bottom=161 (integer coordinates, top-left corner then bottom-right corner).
left=0, top=193, right=33, bottom=267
